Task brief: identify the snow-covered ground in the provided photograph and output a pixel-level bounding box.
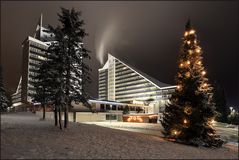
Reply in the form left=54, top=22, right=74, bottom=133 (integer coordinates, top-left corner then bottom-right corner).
left=83, top=121, right=238, bottom=145
left=1, top=112, right=238, bottom=159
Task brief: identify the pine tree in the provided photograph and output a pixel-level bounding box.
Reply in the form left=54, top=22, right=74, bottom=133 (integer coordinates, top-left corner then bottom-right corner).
left=0, top=65, right=9, bottom=112
left=33, top=60, right=57, bottom=120
left=161, top=20, right=223, bottom=147
left=212, top=82, right=230, bottom=123
left=46, top=7, right=91, bottom=129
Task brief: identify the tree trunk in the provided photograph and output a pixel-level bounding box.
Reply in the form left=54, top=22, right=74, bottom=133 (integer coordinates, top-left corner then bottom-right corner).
left=43, top=104, right=46, bottom=120
left=54, top=105, right=58, bottom=126
left=58, top=106, right=62, bottom=130
left=64, top=104, right=69, bottom=128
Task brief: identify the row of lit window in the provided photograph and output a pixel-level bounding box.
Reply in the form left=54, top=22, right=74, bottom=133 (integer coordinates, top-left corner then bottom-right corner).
left=115, top=79, right=148, bottom=88
left=30, top=52, right=47, bottom=61
left=115, top=69, right=134, bottom=76
left=115, top=66, right=128, bottom=73
left=116, top=86, right=159, bottom=96
left=117, top=94, right=171, bottom=102
left=116, top=83, right=153, bottom=92
left=29, top=41, right=48, bottom=50
left=116, top=72, right=137, bottom=80
left=99, top=87, right=107, bottom=91
left=114, top=62, right=126, bottom=68
left=116, top=80, right=151, bottom=89
left=30, top=46, right=46, bottom=55
left=29, top=59, right=41, bottom=65
left=115, top=91, right=160, bottom=99
left=115, top=75, right=143, bottom=85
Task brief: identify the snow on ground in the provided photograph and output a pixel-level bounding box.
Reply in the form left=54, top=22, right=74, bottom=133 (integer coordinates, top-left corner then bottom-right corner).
left=1, top=112, right=238, bottom=159
left=83, top=121, right=239, bottom=145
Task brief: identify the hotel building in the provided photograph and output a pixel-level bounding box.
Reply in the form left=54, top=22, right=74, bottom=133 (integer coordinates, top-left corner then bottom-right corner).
left=11, top=14, right=54, bottom=108
left=98, top=54, right=176, bottom=114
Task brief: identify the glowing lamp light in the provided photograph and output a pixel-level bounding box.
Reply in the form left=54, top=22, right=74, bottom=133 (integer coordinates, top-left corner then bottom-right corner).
left=184, top=32, right=188, bottom=36
left=179, top=63, right=184, bottom=67
left=197, top=61, right=202, bottom=65
left=172, top=129, right=180, bottom=136
left=186, top=60, right=190, bottom=65
left=189, top=30, right=195, bottom=34
left=187, top=41, right=191, bottom=45
left=202, top=71, right=206, bottom=75
left=209, top=119, right=216, bottom=126
left=177, top=85, right=181, bottom=89
left=203, top=83, right=208, bottom=87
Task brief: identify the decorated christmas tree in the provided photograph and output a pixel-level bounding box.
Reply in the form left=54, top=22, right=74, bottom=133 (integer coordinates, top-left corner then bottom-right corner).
left=161, top=20, right=223, bottom=147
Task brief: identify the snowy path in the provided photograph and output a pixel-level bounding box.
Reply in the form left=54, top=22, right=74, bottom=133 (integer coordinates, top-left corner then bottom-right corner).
left=1, top=112, right=238, bottom=159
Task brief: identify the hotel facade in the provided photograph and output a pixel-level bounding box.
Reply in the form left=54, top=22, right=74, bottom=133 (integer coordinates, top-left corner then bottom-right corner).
left=11, top=15, right=54, bottom=108
left=98, top=54, right=176, bottom=114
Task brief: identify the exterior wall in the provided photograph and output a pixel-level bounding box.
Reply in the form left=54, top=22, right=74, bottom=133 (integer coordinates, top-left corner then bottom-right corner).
left=12, top=36, right=50, bottom=107
left=21, top=40, right=30, bottom=104
left=98, top=54, right=176, bottom=114
left=26, top=37, right=48, bottom=102
left=36, top=111, right=120, bottom=122
left=107, top=54, right=116, bottom=101
left=99, top=69, right=108, bottom=100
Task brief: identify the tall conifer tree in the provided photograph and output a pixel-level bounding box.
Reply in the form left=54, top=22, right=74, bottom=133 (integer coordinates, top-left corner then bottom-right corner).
left=0, top=65, right=9, bottom=112
left=161, top=20, right=223, bottom=147
left=46, top=7, right=91, bottom=129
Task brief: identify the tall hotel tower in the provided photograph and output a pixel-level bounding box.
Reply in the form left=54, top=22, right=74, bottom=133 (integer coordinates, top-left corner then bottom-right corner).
left=12, top=14, right=54, bottom=108
left=99, top=54, right=176, bottom=113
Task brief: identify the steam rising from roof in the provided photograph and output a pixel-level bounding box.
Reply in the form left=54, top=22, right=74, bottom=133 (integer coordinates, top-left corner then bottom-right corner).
left=95, top=19, right=118, bottom=65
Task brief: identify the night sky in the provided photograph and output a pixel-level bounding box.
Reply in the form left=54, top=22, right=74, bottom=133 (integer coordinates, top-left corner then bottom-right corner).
left=1, top=1, right=238, bottom=107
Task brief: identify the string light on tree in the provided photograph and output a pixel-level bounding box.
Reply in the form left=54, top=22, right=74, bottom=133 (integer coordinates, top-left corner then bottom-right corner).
left=196, top=48, right=201, bottom=53
left=161, top=19, right=223, bottom=147
left=189, top=29, right=195, bottom=34
left=183, top=119, right=188, bottom=124
left=185, top=72, right=190, bottom=78
left=184, top=106, right=192, bottom=115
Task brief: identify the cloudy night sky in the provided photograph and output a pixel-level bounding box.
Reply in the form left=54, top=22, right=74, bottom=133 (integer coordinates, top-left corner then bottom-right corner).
left=1, top=1, right=238, bottom=107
